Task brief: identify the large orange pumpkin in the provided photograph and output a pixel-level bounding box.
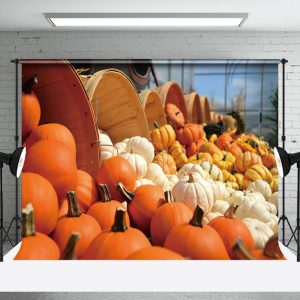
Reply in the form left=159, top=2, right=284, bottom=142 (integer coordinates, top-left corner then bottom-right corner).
left=25, top=123, right=76, bottom=156
left=208, top=205, right=255, bottom=259
left=126, top=246, right=184, bottom=260
left=14, top=204, right=60, bottom=260
left=150, top=191, right=193, bottom=246
left=164, top=206, right=230, bottom=260
left=234, top=151, right=262, bottom=173
left=176, top=123, right=204, bottom=146
left=119, top=184, right=166, bottom=236
left=165, top=103, right=185, bottom=129
left=81, top=208, right=151, bottom=260
left=23, top=140, right=77, bottom=199
left=96, top=156, right=136, bottom=202
left=87, top=184, right=130, bottom=230
left=185, top=140, right=205, bottom=158
left=52, top=191, right=101, bottom=258
left=22, top=172, right=58, bottom=235
left=22, top=75, right=41, bottom=140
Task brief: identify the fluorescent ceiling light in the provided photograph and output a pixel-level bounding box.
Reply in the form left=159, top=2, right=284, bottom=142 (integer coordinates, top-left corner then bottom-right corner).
left=45, top=13, right=248, bottom=28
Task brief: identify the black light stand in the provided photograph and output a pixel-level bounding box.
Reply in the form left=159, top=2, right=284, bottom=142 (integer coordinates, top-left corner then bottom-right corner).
left=3, top=60, right=22, bottom=247
left=278, top=58, right=295, bottom=246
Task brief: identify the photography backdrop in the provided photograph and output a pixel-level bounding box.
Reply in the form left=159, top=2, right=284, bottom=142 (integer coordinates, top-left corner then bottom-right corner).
left=17, top=59, right=282, bottom=260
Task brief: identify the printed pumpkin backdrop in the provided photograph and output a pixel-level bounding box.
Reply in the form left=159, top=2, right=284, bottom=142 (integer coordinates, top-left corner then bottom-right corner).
left=18, top=60, right=284, bottom=260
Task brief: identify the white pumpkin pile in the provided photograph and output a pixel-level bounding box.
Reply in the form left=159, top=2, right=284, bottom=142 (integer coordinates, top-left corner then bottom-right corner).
left=99, top=131, right=279, bottom=249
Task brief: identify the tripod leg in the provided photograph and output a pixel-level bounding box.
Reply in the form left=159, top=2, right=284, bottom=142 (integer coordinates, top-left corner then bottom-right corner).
left=3, top=217, right=14, bottom=243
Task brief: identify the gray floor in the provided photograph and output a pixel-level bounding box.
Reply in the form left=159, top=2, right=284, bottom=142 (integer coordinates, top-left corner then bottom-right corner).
left=0, top=293, right=300, bottom=300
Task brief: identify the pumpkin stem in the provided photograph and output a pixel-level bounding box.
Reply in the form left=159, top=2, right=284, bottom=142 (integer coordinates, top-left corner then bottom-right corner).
left=154, top=121, right=159, bottom=129
left=22, top=75, right=38, bottom=94
left=22, top=203, right=36, bottom=237
left=189, top=205, right=204, bottom=228
left=196, top=153, right=199, bottom=160
left=111, top=207, right=128, bottom=232
left=164, top=190, right=175, bottom=203
left=224, top=205, right=238, bottom=219
left=61, top=232, right=80, bottom=260
left=117, top=183, right=134, bottom=202
left=67, top=191, right=82, bottom=217
left=232, top=239, right=256, bottom=260
left=188, top=173, right=195, bottom=183
left=263, top=234, right=283, bottom=259
left=130, top=148, right=133, bottom=154
left=98, top=184, right=112, bottom=202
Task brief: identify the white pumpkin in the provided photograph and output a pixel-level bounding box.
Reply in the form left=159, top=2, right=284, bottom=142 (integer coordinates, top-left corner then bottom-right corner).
left=267, top=214, right=279, bottom=233
left=202, top=212, right=223, bottom=225
left=145, top=163, right=169, bottom=190
left=235, top=199, right=273, bottom=223
left=135, top=178, right=154, bottom=189
left=212, top=200, right=230, bottom=215
left=167, top=174, right=179, bottom=189
left=264, top=201, right=277, bottom=215
left=115, top=141, right=127, bottom=153
left=172, top=173, right=214, bottom=214
left=120, top=152, right=147, bottom=179
left=126, top=136, right=155, bottom=164
left=242, top=218, right=274, bottom=249
left=177, top=163, right=209, bottom=180
left=209, top=180, right=230, bottom=201
left=200, top=160, right=223, bottom=181
left=227, top=190, right=264, bottom=206
left=267, top=192, right=278, bottom=208
left=177, top=163, right=194, bottom=180
left=247, top=180, right=272, bottom=199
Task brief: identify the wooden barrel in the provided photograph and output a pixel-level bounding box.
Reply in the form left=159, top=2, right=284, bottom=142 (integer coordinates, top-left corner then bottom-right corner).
left=184, top=92, right=201, bottom=124
left=22, top=60, right=100, bottom=178
left=139, top=89, right=167, bottom=130
left=199, top=96, right=211, bottom=124
left=85, top=69, right=149, bottom=144
left=210, top=112, right=224, bottom=123
left=156, top=81, right=188, bottom=122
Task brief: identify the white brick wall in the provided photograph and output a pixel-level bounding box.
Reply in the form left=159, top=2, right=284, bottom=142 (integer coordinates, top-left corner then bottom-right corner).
left=0, top=30, right=298, bottom=242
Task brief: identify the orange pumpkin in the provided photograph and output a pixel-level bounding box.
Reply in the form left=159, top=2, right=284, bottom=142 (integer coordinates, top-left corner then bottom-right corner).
left=81, top=208, right=151, bottom=260
left=22, top=172, right=58, bottom=235
left=234, top=151, right=262, bottom=173
left=164, top=206, right=230, bottom=260
left=150, top=191, right=193, bottom=246
left=237, top=140, right=257, bottom=153
left=22, top=75, right=41, bottom=140
left=233, top=235, right=286, bottom=260
left=14, top=204, right=60, bottom=260
left=199, top=142, right=222, bottom=157
left=208, top=205, right=255, bottom=259
left=154, top=152, right=177, bottom=175
left=119, top=184, right=166, bottom=236
left=23, top=140, right=77, bottom=198
left=216, top=133, right=233, bottom=150
left=225, top=141, right=243, bottom=158
left=87, top=184, right=130, bottom=230
left=126, top=246, right=184, bottom=260
left=52, top=191, right=101, bottom=258
left=176, top=123, right=204, bottom=145
left=25, top=123, right=76, bottom=156
left=186, top=140, right=205, bottom=158
left=96, top=156, right=136, bottom=202
left=262, top=153, right=276, bottom=169
left=165, top=103, right=185, bottom=129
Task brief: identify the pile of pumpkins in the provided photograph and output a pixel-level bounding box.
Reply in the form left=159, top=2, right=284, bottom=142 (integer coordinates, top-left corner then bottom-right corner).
left=18, top=76, right=283, bottom=260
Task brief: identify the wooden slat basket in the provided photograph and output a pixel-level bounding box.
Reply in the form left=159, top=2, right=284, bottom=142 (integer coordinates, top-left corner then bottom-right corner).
left=22, top=60, right=100, bottom=178
left=139, top=89, right=167, bottom=130
left=184, top=92, right=202, bottom=124
left=84, top=69, right=150, bottom=144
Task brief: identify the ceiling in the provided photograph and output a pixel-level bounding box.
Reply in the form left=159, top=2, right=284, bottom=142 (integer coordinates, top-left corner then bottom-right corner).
left=0, top=0, right=299, bottom=31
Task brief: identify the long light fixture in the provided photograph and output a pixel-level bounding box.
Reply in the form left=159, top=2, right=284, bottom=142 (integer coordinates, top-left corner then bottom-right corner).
left=45, top=13, right=248, bottom=28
